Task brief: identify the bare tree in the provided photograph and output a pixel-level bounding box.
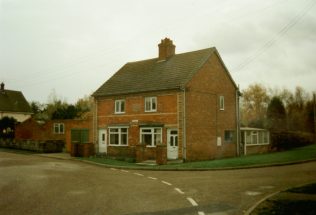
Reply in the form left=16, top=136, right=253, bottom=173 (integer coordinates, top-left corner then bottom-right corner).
left=241, top=83, right=269, bottom=127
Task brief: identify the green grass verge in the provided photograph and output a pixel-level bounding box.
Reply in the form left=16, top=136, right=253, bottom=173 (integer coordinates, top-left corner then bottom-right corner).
left=81, top=144, right=316, bottom=170
left=251, top=183, right=316, bottom=215
left=287, top=183, right=316, bottom=194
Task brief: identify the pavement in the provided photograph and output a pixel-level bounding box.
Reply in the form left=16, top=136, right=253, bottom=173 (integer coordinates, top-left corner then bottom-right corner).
left=1, top=150, right=316, bottom=215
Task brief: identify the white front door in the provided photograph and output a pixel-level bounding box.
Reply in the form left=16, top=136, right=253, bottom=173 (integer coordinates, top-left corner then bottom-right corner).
left=167, top=129, right=178, bottom=160
left=98, top=129, right=107, bottom=153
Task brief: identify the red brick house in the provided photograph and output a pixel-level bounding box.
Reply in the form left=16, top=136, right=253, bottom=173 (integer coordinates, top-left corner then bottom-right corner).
left=93, top=38, right=240, bottom=161
left=15, top=113, right=93, bottom=152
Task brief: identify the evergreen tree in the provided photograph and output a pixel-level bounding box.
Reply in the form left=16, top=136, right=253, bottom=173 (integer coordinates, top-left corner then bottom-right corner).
left=0, top=117, right=17, bottom=139
left=267, top=96, right=286, bottom=131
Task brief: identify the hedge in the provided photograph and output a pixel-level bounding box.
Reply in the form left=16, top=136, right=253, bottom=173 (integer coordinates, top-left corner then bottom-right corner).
left=270, top=131, right=314, bottom=151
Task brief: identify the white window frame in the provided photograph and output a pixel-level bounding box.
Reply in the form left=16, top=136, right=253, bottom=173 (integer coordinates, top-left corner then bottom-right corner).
left=115, top=99, right=125, bottom=114
left=245, top=130, right=269, bottom=145
left=140, top=127, right=162, bottom=147
left=54, top=123, right=64, bottom=134
left=219, top=96, right=225, bottom=110
left=108, top=127, right=128, bottom=146
left=145, top=97, right=157, bottom=112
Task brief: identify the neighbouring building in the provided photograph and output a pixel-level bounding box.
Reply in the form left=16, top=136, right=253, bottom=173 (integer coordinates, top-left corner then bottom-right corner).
left=0, top=83, right=32, bottom=122
left=15, top=113, right=93, bottom=152
left=92, top=38, right=240, bottom=161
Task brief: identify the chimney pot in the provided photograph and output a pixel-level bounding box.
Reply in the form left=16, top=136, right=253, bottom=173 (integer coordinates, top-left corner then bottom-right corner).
left=158, top=38, right=176, bottom=60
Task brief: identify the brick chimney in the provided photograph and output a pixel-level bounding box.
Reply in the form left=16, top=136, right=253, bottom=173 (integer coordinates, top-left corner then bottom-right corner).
left=158, top=38, right=175, bottom=60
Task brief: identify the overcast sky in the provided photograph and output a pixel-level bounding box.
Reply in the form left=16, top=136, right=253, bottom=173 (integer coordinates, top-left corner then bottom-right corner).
left=1, top=0, right=315, bottom=103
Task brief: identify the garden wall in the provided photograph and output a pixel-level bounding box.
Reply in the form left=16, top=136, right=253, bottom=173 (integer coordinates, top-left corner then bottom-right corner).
left=0, top=139, right=65, bottom=153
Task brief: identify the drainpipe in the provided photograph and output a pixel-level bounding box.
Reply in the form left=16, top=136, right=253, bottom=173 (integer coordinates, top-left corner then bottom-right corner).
left=236, top=86, right=241, bottom=156
left=94, top=98, right=98, bottom=153
left=181, top=87, right=187, bottom=161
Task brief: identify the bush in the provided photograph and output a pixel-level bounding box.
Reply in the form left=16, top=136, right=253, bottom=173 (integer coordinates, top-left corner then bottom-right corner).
left=270, top=131, right=314, bottom=151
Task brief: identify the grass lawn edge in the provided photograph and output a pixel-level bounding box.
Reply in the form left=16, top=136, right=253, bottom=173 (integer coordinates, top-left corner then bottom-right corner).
left=79, top=144, right=316, bottom=171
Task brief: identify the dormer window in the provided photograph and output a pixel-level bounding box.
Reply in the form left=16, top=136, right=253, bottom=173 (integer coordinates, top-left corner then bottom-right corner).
left=115, top=99, right=125, bottom=114
left=145, top=97, right=157, bottom=112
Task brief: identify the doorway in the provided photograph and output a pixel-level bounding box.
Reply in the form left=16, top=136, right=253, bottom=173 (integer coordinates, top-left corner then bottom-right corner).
left=167, top=129, right=178, bottom=159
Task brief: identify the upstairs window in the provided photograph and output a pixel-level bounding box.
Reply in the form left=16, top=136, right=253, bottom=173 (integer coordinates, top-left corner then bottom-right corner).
left=219, top=96, right=225, bottom=110
left=54, top=123, right=64, bottom=134
left=115, top=99, right=125, bottom=114
left=145, top=97, right=157, bottom=112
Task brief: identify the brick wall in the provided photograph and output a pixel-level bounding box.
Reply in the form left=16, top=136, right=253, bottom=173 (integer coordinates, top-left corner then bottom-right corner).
left=185, top=51, right=238, bottom=161
left=15, top=118, right=64, bottom=141
left=96, top=91, right=179, bottom=157
left=246, top=145, right=270, bottom=155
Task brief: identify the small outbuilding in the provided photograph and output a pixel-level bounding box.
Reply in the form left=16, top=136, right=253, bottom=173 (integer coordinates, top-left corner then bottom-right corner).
left=240, top=127, right=270, bottom=155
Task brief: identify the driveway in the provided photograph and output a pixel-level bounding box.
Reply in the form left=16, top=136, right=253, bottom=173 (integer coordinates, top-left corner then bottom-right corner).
left=0, top=151, right=315, bottom=215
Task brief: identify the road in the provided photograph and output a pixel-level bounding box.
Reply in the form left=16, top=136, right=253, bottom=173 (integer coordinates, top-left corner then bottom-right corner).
left=0, top=151, right=315, bottom=215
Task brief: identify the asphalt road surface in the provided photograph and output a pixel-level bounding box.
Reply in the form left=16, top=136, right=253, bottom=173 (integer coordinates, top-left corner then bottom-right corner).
left=0, top=151, right=315, bottom=215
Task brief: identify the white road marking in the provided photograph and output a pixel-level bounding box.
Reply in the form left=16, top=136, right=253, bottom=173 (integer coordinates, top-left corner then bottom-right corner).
left=148, top=176, right=157, bottom=180
left=187, top=197, right=198, bottom=206
left=198, top=212, right=205, bottom=215
left=245, top=191, right=262, bottom=196
left=259, top=185, right=274, bottom=189
left=174, top=188, right=185, bottom=194
left=161, top=180, right=172, bottom=186
left=134, top=173, right=144, bottom=177
left=121, top=170, right=129, bottom=173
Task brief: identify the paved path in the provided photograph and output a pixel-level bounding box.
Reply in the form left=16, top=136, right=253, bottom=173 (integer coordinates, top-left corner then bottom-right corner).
left=0, top=151, right=315, bottom=215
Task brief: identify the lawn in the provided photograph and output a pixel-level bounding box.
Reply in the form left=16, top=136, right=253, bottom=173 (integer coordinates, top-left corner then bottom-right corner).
left=82, top=144, right=316, bottom=170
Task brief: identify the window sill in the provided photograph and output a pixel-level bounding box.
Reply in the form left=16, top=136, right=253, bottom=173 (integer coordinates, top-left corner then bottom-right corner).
left=108, top=145, right=129, bottom=147
left=146, top=145, right=156, bottom=148
left=246, top=143, right=269, bottom=146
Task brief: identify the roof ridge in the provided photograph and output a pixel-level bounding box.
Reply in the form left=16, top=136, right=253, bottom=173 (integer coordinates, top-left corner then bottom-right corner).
left=2, top=89, right=22, bottom=93
left=125, top=47, right=215, bottom=65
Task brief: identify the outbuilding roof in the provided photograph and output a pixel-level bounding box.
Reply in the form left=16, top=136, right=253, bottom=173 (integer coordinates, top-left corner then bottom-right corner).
left=93, top=48, right=217, bottom=97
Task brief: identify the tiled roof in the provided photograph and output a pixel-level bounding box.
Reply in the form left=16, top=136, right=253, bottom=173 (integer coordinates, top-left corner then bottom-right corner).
left=93, top=48, right=216, bottom=97
left=0, top=89, right=32, bottom=113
